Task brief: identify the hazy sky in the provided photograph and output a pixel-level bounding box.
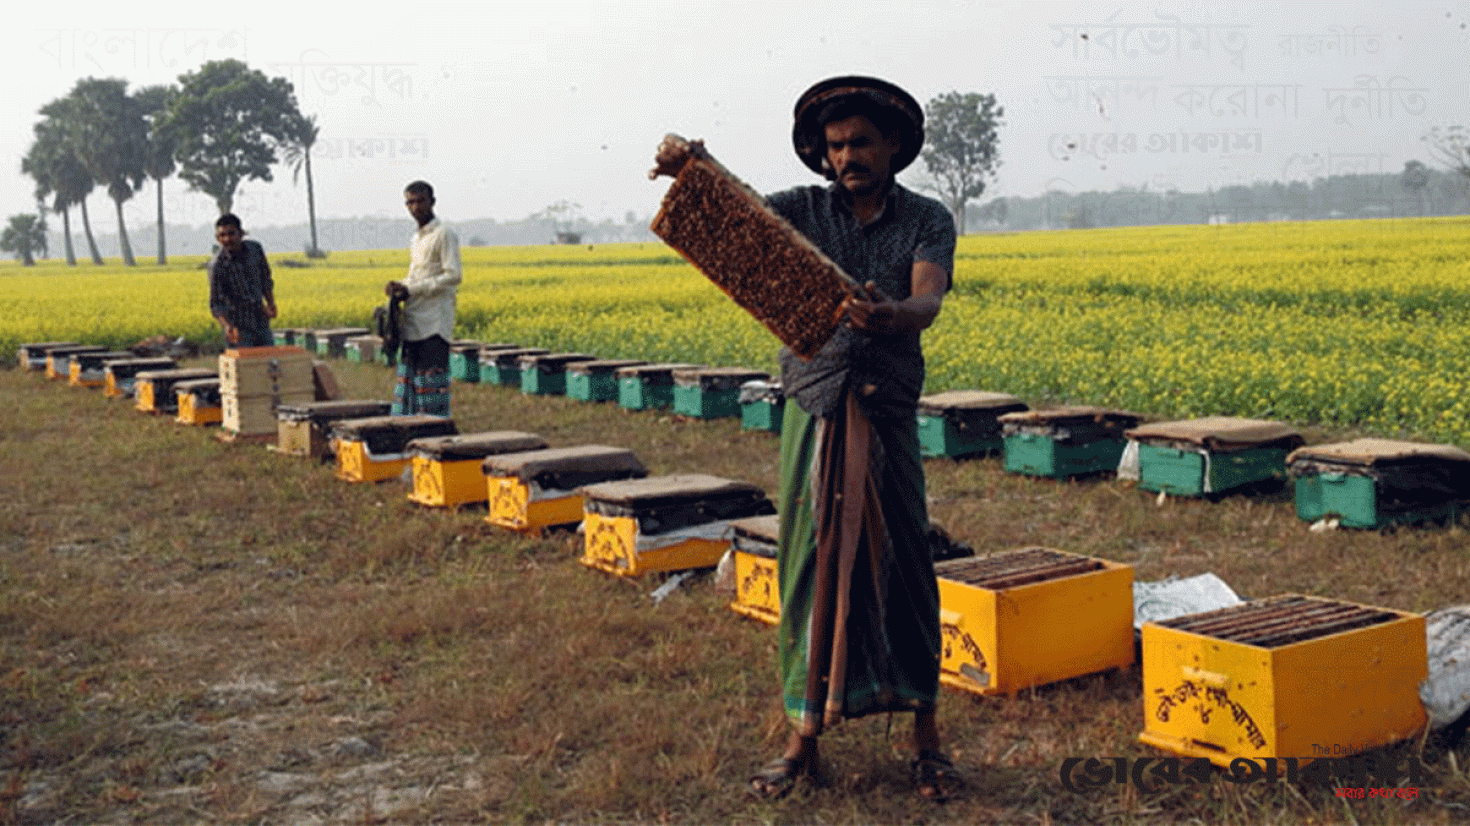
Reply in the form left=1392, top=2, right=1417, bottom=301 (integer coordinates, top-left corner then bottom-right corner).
left=4, top=1, right=1468, bottom=235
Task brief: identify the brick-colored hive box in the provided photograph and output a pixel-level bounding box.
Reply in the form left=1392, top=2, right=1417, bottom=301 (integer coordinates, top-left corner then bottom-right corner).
left=727, top=514, right=781, bottom=625
left=135, top=368, right=217, bottom=414
left=103, top=357, right=177, bottom=398
left=566, top=359, right=647, bottom=403
left=482, top=444, right=646, bottom=533
left=918, top=390, right=1029, bottom=459
left=581, top=474, right=775, bottom=577
left=1139, top=594, right=1426, bottom=767
left=672, top=366, right=770, bottom=419
left=1000, top=406, right=1142, bottom=479
left=616, top=362, right=701, bottom=411
left=331, top=415, right=458, bottom=483
left=935, top=547, right=1134, bottom=696
left=1123, top=416, right=1305, bottom=497
left=275, top=400, right=394, bottom=459
left=175, top=378, right=223, bottom=426
left=69, top=350, right=134, bottom=388
left=406, top=431, right=549, bottom=509
left=519, top=352, right=597, bottom=396
left=1289, top=438, right=1470, bottom=529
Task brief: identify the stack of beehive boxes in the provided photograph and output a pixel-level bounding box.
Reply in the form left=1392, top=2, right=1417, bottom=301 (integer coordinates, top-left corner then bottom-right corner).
left=218, top=345, right=316, bottom=439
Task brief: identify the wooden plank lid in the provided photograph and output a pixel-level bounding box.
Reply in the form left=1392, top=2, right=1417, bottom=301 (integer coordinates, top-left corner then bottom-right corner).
left=1126, top=416, right=1304, bottom=451
left=408, top=431, right=548, bottom=461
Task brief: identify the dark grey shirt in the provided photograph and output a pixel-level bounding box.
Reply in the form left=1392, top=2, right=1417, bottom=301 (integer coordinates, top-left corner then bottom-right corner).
left=208, top=239, right=274, bottom=340
left=767, top=182, right=956, bottom=420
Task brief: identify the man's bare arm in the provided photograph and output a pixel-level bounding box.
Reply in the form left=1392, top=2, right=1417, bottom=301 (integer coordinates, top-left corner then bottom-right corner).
left=840, top=260, right=947, bottom=335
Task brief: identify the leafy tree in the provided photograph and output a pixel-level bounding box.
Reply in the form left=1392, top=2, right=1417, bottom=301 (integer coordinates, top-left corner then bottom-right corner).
left=135, top=84, right=178, bottom=264
left=161, top=59, right=303, bottom=214
left=1401, top=160, right=1430, bottom=216
left=280, top=112, right=323, bottom=256
left=1424, top=125, right=1470, bottom=184
left=67, top=78, right=148, bottom=265
left=26, top=100, right=103, bottom=265
left=918, top=91, right=1004, bottom=233
left=2, top=213, right=48, bottom=266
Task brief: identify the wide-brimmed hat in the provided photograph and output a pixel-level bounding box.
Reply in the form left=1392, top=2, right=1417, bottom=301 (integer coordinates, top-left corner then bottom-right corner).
left=792, top=76, right=925, bottom=177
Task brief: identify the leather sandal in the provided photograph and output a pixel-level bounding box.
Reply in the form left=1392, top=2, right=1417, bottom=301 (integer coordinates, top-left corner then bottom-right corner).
left=911, top=749, right=964, bottom=802
left=749, top=756, right=811, bottom=800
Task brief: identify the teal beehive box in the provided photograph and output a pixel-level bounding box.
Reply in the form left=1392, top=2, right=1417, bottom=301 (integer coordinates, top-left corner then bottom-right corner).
left=520, top=352, right=597, bottom=396
left=1289, top=438, right=1470, bottom=529
left=312, top=327, right=369, bottom=358
left=1121, top=417, right=1305, bottom=497
left=448, top=340, right=484, bottom=382
left=482, top=347, right=549, bottom=387
left=1000, top=406, right=1141, bottom=479
left=739, top=380, right=785, bottom=433
left=617, top=363, right=702, bottom=411
left=917, top=390, right=1028, bottom=459
left=567, top=359, right=647, bottom=402
left=344, top=334, right=382, bottom=364
left=672, top=367, right=770, bottom=420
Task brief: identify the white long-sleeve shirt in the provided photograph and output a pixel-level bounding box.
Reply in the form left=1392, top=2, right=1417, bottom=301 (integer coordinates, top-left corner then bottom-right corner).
left=402, top=217, right=462, bottom=341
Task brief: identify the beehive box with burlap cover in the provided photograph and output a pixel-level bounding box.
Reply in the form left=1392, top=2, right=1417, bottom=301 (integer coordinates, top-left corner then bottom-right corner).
left=1139, top=594, right=1426, bottom=766
left=331, top=415, right=458, bottom=483
left=581, top=474, right=775, bottom=577
left=1122, top=416, right=1305, bottom=497
left=1000, top=406, right=1142, bottom=479
left=566, top=359, right=647, bottom=403
left=275, top=400, right=393, bottom=459
left=520, top=352, right=597, bottom=396
left=104, top=357, right=177, bottom=398
left=727, top=514, right=781, bottom=625
left=936, top=547, right=1134, bottom=697
left=1288, top=438, right=1470, bottom=529
left=19, top=342, right=78, bottom=371
left=672, top=367, right=770, bottom=419
left=136, top=368, right=217, bottom=414
left=175, top=378, right=223, bottom=426
left=616, top=362, right=701, bottom=411
left=918, top=390, right=1029, bottom=459
left=483, top=444, right=646, bottom=532
left=69, top=351, right=133, bottom=388
left=406, top=431, right=549, bottom=509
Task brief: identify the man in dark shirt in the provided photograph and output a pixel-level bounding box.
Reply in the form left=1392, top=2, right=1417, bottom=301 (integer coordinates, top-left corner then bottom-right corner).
left=208, top=213, right=276, bottom=348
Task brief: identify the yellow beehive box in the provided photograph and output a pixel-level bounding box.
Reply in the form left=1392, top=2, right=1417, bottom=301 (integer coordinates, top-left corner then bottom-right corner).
left=45, top=345, right=107, bottom=379
left=218, top=346, right=314, bottom=397
left=1139, top=594, right=1426, bottom=767
left=482, top=444, right=646, bottom=533
left=405, top=431, right=549, bottom=508
left=69, top=351, right=133, bottom=388
left=135, top=368, right=217, bottom=414
left=274, top=400, right=393, bottom=459
left=19, top=341, right=78, bottom=371
left=103, top=357, right=177, bottom=398
left=580, top=474, right=774, bottom=577
left=728, top=514, right=781, bottom=625
left=935, top=547, right=1134, bottom=696
left=175, top=378, right=223, bottom=426
left=331, top=415, right=458, bottom=483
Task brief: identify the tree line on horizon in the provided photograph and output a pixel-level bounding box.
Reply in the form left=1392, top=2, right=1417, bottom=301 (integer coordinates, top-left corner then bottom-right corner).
left=6, top=60, right=320, bottom=267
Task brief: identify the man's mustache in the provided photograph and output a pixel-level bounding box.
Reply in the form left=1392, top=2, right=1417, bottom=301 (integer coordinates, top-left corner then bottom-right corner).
left=839, top=164, right=871, bottom=176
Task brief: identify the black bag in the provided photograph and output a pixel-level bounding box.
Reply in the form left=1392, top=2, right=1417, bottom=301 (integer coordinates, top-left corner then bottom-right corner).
left=373, top=294, right=405, bottom=366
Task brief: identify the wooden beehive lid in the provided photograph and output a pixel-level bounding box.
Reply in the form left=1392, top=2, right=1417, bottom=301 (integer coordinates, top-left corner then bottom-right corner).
left=1288, top=438, right=1470, bottom=468
left=345, top=334, right=382, bottom=344
left=672, top=366, right=770, bottom=387
left=1126, top=416, right=1305, bottom=452
left=21, top=341, right=78, bottom=357
left=45, top=344, right=108, bottom=358
left=650, top=136, right=858, bottom=359
left=489, top=347, right=550, bottom=366
left=482, top=444, right=645, bottom=484
left=730, top=513, right=781, bottom=543
left=582, top=473, right=764, bottom=507
left=478, top=342, right=521, bottom=352
left=315, top=327, right=370, bottom=338
left=275, top=399, right=392, bottom=421
left=567, top=358, right=647, bottom=375
left=135, top=368, right=217, bottom=382
left=998, top=405, right=1141, bottom=427
left=224, top=345, right=308, bottom=358
left=615, top=362, right=701, bottom=378
left=918, top=390, right=1028, bottom=417
left=408, top=430, right=548, bottom=461
left=330, top=414, right=453, bottom=435
left=173, top=377, right=221, bottom=392
left=518, top=352, right=597, bottom=369
left=104, top=357, right=177, bottom=373
left=449, top=339, right=482, bottom=351
left=73, top=350, right=135, bottom=366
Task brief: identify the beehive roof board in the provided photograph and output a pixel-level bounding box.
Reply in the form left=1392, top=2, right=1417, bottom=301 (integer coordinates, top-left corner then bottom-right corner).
left=582, top=473, right=775, bottom=536
left=1125, top=416, right=1305, bottom=452
left=567, top=359, right=648, bottom=375
left=673, top=366, right=770, bottom=391
left=1000, top=405, right=1142, bottom=443
left=918, top=390, right=1029, bottom=432
left=329, top=415, right=458, bottom=456
left=615, top=362, right=702, bottom=380
left=1288, top=438, right=1470, bottom=468
left=650, top=136, right=859, bottom=361
left=275, top=400, right=393, bottom=423
left=407, top=431, right=549, bottom=462
left=1289, top=438, right=1470, bottom=506
left=482, top=444, right=647, bottom=492
left=519, top=352, right=597, bottom=371
left=488, top=348, right=550, bottom=366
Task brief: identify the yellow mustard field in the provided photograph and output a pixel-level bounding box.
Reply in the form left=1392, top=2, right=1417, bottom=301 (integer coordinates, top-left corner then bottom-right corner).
left=3, top=216, right=1469, bottom=444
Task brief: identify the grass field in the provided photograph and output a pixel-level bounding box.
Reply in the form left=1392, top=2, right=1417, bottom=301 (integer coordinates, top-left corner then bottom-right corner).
left=4, top=219, right=1470, bottom=823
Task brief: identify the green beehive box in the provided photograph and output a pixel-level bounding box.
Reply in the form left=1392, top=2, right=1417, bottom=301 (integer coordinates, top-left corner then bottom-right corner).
left=311, top=327, right=369, bottom=359
left=917, top=390, right=1028, bottom=459
left=672, top=367, right=769, bottom=420
left=739, top=380, right=785, bottom=434
left=567, top=359, right=647, bottom=402
left=344, top=335, right=381, bottom=364
left=520, top=352, right=596, bottom=396
left=1000, top=406, right=1141, bottom=479
left=1289, top=439, right=1470, bottom=529
left=1124, top=417, right=1304, bottom=497
left=617, top=363, right=701, bottom=411
left=482, top=347, right=549, bottom=387
left=448, top=340, right=484, bottom=382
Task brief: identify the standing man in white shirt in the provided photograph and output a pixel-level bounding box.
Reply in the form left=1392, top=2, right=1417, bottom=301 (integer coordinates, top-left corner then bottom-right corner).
left=386, top=180, right=462, bottom=417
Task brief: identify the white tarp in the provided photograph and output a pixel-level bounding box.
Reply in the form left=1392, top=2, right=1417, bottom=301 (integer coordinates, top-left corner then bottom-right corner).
left=1420, top=606, right=1470, bottom=729
left=1133, top=572, right=1244, bottom=628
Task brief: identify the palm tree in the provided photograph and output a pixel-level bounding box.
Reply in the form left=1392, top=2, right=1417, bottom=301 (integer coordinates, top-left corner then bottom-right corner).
left=1, top=213, right=49, bottom=266
left=68, top=78, right=147, bottom=266
left=28, top=103, right=103, bottom=265
left=281, top=112, right=323, bottom=256
left=135, top=84, right=178, bottom=265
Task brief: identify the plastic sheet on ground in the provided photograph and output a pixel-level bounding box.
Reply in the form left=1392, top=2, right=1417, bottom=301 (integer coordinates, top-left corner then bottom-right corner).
left=1420, top=606, right=1470, bottom=729
left=1132, top=572, right=1244, bottom=628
